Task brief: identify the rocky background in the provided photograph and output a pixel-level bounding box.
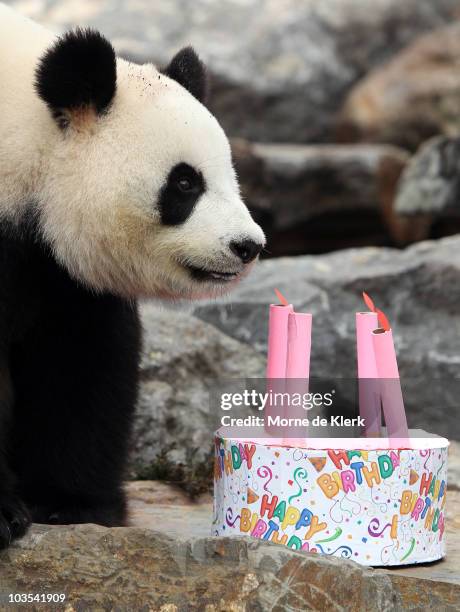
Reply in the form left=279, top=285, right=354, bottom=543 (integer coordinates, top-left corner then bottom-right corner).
left=6, top=0, right=460, bottom=476
left=133, top=236, right=460, bottom=473
left=8, top=0, right=460, bottom=255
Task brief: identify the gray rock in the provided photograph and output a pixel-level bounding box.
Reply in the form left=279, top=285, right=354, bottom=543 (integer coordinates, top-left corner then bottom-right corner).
left=194, top=235, right=460, bottom=439
left=8, top=0, right=460, bottom=142
left=449, top=440, right=460, bottom=490
left=233, top=140, right=409, bottom=245
left=339, top=22, right=460, bottom=151
left=133, top=305, right=264, bottom=467
left=395, top=135, right=460, bottom=217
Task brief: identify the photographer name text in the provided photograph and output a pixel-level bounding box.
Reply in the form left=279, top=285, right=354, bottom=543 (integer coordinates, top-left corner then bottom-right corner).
left=220, top=415, right=364, bottom=427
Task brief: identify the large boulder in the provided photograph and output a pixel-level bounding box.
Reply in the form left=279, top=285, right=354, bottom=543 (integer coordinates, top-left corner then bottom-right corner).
left=132, top=306, right=264, bottom=468
left=395, top=135, right=460, bottom=212
left=0, top=525, right=411, bottom=610
left=9, top=0, right=460, bottom=143
left=194, top=235, right=460, bottom=440
left=338, top=22, right=460, bottom=151
left=0, top=484, right=459, bottom=609
left=393, top=136, right=460, bottom=242
left=233, top=140, right=410, bottom=252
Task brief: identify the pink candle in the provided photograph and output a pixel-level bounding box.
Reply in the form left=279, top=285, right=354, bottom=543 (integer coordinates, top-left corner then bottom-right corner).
left=284, top=312, right=312, bottom=446
left=356, top=311, right=378, bottom=379
left=265, top=297, right=293, bottom=438
left=356, top=312, right=381, bottom=437
left=286, top=312, right=312, bottom=379
left=266, top=303, right=293, bottom=379
left=372, top=326, right=409, bottom=443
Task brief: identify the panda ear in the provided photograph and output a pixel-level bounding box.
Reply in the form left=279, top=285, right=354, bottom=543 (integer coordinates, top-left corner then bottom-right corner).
left=35, top=28, right=117, bottom=126
left=163, top=46, right=208, bottom=104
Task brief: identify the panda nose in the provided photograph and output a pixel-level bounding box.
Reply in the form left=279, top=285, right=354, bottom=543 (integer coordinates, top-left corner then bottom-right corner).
left=230, top=239, right=263, bottom=264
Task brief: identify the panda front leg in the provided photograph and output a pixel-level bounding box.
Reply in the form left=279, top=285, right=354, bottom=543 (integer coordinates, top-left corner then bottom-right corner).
left=10, top=292, right=142, bottom=529
left=0, top=462, right=31, bottom=548
left=0, top=488, right=30, bottom=548
left=0, top=360, right=31, bottom=548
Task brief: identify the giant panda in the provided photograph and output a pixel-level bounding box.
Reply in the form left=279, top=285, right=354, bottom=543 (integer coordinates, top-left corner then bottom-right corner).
left=0, top=3, right=265, bottom=548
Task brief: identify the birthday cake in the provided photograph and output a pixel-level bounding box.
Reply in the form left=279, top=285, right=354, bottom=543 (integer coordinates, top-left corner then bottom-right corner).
left=213, top=432, right=448, bottom=566
left=212, top=291, right=449, bottom=567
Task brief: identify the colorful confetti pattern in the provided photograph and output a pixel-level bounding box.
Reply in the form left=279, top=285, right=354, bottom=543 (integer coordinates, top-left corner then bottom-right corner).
left=213, top=437, right=448, bottom=566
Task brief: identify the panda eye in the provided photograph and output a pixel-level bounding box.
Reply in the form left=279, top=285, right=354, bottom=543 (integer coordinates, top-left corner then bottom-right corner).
left=177, top=177, right=192, bottom=192
left=159, top=162, right=205, bottom=225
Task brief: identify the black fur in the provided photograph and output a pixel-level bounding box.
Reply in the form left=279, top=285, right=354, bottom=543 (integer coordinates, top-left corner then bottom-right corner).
left=35, top=28, right=117, bottom=120
left=0, top=214, right=141, bottom=548
left=158, top=162, right=205, bottom=225
left=163, top=46, right=208, bottom=104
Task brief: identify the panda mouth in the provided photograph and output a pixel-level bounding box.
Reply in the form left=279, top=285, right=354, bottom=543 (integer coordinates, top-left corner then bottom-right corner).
left=185, top=264, right=240, bottom=282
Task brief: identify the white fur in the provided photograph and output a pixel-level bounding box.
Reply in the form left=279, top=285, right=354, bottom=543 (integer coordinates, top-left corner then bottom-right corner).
left=0, top=3, right=265, bottom=299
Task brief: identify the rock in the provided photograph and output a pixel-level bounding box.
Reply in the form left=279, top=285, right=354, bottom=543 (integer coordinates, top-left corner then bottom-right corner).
left=0, top=483, right=459, bottom=610
left=394, top=136, right=460, bottom=242
left=126, top=481, right=212, bottom=539
left=132, top=305, right=264, bottom=468
left=449, top=440, right=460, bottom=490
left=233, top=140, right=409, bottom=252
left=339, top=22, right=460, bottom=151
left=396, top=136, right=460, bottom=215
left=393, top=135, right=460, bottom=243
left=127, top=480, right=209, bottom=507
left=10, top=0, right=460, bottom=143
left=194, top=235, right=460, bottom=440
left=0, top=525, right=395, bottom=610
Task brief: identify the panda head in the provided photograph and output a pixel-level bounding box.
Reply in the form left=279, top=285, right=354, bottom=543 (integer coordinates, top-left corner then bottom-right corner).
left=34, top=29, right=265, bottom=300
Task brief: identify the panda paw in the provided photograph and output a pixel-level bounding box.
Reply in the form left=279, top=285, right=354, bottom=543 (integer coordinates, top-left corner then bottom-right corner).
left=31, top=499, right=127, bottom=527
left=0, top=496, right=31, bottom=549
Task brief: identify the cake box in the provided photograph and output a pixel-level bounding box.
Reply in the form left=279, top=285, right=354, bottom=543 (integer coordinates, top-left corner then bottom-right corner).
left=213, top=430, right=448, bottom=566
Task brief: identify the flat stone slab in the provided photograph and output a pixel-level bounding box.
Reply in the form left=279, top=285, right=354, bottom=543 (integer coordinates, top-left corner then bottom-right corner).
left=0, top=481, right=458, bottom=610
left=128, top=481, right=212, bottom=540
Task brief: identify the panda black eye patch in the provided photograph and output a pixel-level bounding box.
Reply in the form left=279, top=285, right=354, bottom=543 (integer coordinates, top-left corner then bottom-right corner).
left=158, top=163, right=205, bottom=226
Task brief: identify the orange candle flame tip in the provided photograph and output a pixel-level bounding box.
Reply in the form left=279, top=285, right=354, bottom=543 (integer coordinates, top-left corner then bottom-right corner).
left=362, top=291, right=376, bottom=313
left=376, top=308, right=391, bottom=332
left=274, top=288, right=289, bottom=306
